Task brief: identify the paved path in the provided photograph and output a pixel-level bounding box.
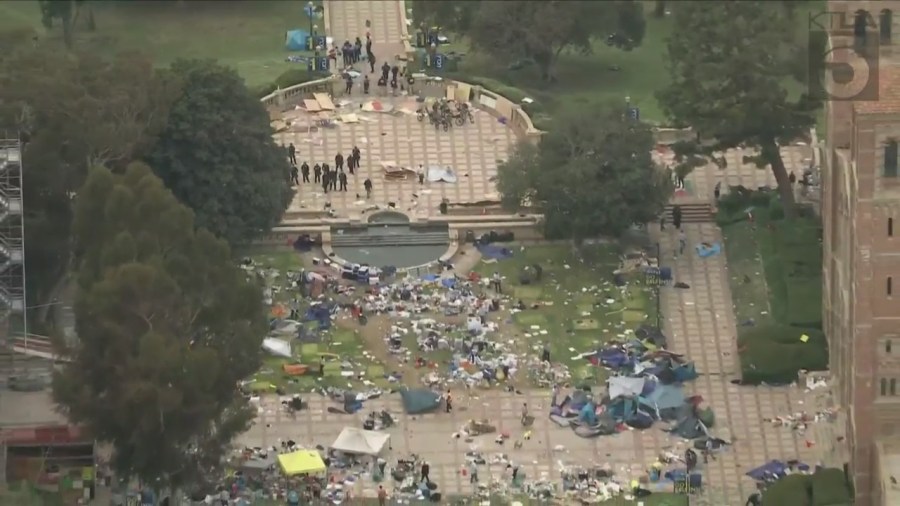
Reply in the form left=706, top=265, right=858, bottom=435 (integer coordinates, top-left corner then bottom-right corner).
left=652, top=147, right=844, bottom=504
left=326, top=0, right=407, bottom=68
left=277, top=96, right=514, bottom=219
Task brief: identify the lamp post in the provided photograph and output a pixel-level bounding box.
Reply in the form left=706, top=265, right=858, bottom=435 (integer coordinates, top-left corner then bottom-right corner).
left=307, top=1, right=314, bottom=35
left=313, top=24, right=320, bottom=57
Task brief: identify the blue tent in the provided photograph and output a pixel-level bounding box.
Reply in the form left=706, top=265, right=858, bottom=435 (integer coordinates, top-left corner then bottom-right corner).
left=285, top=29, right=310, bottom=51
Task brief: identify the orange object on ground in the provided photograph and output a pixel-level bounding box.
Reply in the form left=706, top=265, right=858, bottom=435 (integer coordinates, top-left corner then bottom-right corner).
left=283, top=364, right=309, bottom=376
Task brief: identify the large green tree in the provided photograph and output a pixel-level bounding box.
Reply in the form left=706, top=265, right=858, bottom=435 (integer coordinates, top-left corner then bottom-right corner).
left=54, top=163, right=266, bottom=491
left=0, top=32, right=176, bottom=326
left=412, top=0, right=645, bottom=82
left=497, top=103, right=672, bottom=242
left=147, top=59, right=293, bottom=246
left=656, top=1, right=820, bottom=217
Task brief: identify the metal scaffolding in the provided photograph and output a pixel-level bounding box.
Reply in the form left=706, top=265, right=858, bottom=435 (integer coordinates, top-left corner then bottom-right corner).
left=0, top=138, right=26, bottom=347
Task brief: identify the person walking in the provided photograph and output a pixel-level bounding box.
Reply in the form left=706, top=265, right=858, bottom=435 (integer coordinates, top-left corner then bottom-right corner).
left=678, top=229, right=687, bottom=257
left=520, top=403, right=529, bottom=425
left=288, top=143, right=297, bottom=165
left=445, top=389, right=453, bottom=413
left=344, top=74, right=353, bottom=95
left=363, top=74, right=370, bottom=95
left=290, top=165, right=299, bottom=186
left=672, top=204, right=683, bottom=230
left=469, top=461, right=479, bottom=484
left=369, top=53, right=377, bottom=74
left=364, top=178, right=373, bottom=199
left=420, top=462, right=430, bottom=483
left=377, top=485, right=388, bottom=506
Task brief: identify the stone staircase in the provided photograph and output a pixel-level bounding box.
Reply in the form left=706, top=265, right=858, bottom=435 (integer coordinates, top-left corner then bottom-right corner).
left=330, top=230, right=450, bottom=247
left=664, top=202, right=715, bottom=223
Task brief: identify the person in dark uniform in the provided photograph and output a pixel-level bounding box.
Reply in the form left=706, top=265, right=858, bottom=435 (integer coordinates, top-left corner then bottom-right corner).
left=338, top=171, right=348, bottom=191
left=300, top=162, right=310, bottom=183
left=381, top=62, right=390, bottom=82
left=351, top=146, right=361, bottom=173
left=368, top=52, right=376, bottom=73
left=290, top=165, right=299, bottom=185
left=363, top=75, right=370, bottom=94
left=335, top=152, right=344, bottom=171
left=364, top=178, right=373, bottom=198
left=288, top=143, right=297, bottom=165
left=313, top=163, right=322, bottom=183
left=321, top=171, right=330, bottom=194
left=329, top=168, right=338, bottom=191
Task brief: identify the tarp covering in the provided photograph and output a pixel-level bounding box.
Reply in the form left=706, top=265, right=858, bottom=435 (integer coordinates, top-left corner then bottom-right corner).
left=427, top=166, right=458, bottom=183
left=262, top=338, right=292, bottom=358
left=476, top=243, right=514, bottom=260
left=608, top=377, right=646, bottom=399
left=285, top=29, right=310, bottom=51
left=645, top=384, right=685, bottom=412
left=400, top=388, right=442, bottom=414
left=278, top=450, right=326, bottom=476
left=331, top=427, right=390, bottom=456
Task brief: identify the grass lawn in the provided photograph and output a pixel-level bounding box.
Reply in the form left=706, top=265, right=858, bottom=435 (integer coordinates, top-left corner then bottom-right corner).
left=414, top=2, right=824, bottom=128
left=472, top=243, right=659, bottom=385
left=721, top=220, right=774, bottom=328
left=0, top=0, right=319, bottom=87
left=240, top=247, right=383, bottom=394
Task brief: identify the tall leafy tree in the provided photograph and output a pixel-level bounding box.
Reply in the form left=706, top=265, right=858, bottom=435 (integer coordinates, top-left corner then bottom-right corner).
left=413, top=0, right=645, bottom=82
left=0, top=32, right=176, bottom=326
left=54, top=163, right=266, bottom=491
left=498, top=103, right=672, bottom=242
left=147, top=59, right=293, bottom=245
left=656, top=1, right=820, bottom=217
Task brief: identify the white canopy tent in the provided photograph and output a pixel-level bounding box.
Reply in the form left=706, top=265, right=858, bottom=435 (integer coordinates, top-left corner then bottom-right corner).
left=330, top=427, right=391, bottom=456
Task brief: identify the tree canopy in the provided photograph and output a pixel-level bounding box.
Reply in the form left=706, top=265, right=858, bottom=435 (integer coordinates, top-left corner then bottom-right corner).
left=497, top=103, right=672, bottom=241
left=412, top=0, right=645, bottom=81
left=0, top=32, right=176, bottom=326
left=147, top=59, right=293, bottom=245
left=54, top=163, right=266, bottom=491
left=656, top=1, right=820, bottom=217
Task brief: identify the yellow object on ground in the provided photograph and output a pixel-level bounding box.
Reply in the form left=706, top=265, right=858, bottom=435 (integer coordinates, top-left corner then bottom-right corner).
left=800, top=334, right=810, bottom=343
left=278, top=450, right=327, bottom=476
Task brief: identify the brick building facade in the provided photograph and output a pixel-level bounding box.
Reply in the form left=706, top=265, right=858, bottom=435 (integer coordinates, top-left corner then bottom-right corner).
left=822, top=2, right=900, bottom=504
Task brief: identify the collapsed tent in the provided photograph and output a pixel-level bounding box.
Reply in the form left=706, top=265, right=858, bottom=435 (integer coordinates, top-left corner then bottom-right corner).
left=262, top=338, right=292, bottom=358
left=608, top=377, right=645, bottom=399
left=331, top=427, right=390, bottom=456
left=476, top=243, right=514, bottom=260
left=285, top=29, right=310, bottom=51
left=669, top=404, right=711, bottom=439
left=277, top=450, right=326, bottom=476
left=305, top=303, right=334, bottom=330
left=746, top=460, right=809, bottom=482
left=643, top=384, right=685, bottom=419
left=400, top=388, right=442, bottom=414
left=427, top=166, right=458, bottom=183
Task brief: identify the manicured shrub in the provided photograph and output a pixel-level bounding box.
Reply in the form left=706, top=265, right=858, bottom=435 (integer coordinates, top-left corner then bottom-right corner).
left=761, top=473, right=812, bottom=506
left=810, top=468, right=852, bottom=506
left=739, top=325, right=828, bottom=385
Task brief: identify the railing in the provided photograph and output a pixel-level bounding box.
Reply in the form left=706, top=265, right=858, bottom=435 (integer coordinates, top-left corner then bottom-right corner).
left=260, top=76, right=340, bottom=112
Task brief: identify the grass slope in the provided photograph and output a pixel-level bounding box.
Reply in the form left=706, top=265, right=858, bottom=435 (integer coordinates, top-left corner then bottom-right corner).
left=0, top=0, right=318, bottom=87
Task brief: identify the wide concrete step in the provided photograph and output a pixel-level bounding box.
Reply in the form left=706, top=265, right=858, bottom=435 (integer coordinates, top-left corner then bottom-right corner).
left=664, top=203, right=714, bottom=224
left=331, top=231, right=450, bottom=247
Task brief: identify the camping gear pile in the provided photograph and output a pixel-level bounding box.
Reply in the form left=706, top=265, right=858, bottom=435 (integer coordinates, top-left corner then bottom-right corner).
left=546, top=324, right=715, bottom=440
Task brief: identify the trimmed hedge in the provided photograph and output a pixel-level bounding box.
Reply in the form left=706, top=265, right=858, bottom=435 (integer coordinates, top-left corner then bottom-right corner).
left=762, top=474, right=812, bottom=506
left=739, top=325, right=828, bottom=384
left=810, top=468, right=852, bottom=506
left=252, top=68, right=331, bottom=99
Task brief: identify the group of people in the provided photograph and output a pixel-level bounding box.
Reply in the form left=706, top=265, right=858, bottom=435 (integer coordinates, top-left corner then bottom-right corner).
left=287, top=143, right=374, bottom=198
left=329, top=30, right=413, bottom=96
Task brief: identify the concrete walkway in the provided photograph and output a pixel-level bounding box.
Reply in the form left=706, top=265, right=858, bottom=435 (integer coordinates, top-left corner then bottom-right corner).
left=651, top=150, right=845, bottom=504
left=325, top=0, right=407, bottom=69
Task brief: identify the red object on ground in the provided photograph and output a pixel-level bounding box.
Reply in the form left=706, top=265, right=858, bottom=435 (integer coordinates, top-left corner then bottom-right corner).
left=468, top=272, right=482, bottom=282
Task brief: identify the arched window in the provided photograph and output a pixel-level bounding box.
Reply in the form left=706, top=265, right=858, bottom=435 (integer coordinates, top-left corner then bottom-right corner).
left=885, top=140, right=899, bottom=177
left=881, top=9, right=893, bottom=44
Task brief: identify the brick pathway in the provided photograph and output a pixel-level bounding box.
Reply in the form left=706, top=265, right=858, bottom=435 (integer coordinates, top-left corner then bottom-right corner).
left=654, top=162, right=844, bottom=504
left=326, top=0, right=407, bottom=69
left=277, top=96, right=514, bottom=219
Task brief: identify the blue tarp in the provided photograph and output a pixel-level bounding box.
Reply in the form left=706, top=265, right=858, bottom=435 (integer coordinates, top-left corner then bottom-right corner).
left=285, top=29, right=310, bottom=51
left=441, top=277, right=457, bottom=288
left=645, top=384, right=685, bottom=411
left=421, top=273, right=440, bottom=282
left=696, top=242, right=722, bottom=258
left=477, top=243, right=514, bottom=260
left=305, top=305, right=332, bottom=329
left=745, top=460, right=809, bottom=481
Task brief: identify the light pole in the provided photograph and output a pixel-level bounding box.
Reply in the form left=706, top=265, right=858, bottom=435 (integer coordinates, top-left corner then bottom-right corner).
left=307, top=1, right=314, bottom=35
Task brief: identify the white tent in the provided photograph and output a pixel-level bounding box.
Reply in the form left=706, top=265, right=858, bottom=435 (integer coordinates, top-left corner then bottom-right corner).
left=330, top=427, right=391, bottom=456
